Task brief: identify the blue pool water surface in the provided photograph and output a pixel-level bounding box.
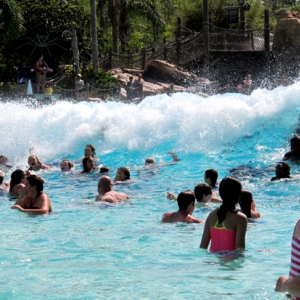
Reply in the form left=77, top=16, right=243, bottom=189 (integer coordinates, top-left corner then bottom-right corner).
left=1, top=83, right=300, bottom=299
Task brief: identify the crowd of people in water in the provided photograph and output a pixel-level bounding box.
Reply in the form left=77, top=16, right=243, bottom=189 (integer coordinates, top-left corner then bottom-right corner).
left=1, top=135, right=300, bottom=298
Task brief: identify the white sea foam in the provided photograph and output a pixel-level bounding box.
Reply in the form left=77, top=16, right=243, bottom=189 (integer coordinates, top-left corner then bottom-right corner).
left=1, top=82, right=300, bottom=166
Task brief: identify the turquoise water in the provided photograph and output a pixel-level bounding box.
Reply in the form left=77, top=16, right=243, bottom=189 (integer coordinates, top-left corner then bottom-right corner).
left=1, top=84, right=300, bottom=299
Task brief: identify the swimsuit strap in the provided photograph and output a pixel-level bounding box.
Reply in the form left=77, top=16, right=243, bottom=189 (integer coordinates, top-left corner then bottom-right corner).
left=213, top=220, right=226, bottom=229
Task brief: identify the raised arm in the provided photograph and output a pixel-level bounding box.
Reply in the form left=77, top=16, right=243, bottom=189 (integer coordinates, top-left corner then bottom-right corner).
left=168, top=151, right=180, bottom=162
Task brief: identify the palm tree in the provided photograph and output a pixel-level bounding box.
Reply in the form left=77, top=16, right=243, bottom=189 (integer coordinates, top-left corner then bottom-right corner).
left=103, top=0, right=170, bottom=54
left=0, top=0, right=25, bottom=44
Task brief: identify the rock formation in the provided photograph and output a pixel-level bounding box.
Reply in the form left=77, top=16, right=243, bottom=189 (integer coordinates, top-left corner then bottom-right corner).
left=273, top=8, right=300, bottom=77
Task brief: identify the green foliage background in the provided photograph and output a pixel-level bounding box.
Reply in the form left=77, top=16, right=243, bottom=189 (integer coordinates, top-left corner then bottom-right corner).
left=0, top=0, right=299, bottom=84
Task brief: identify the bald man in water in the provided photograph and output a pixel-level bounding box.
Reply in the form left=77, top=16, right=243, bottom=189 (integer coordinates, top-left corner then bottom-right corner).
left=96, top=176, right=129, bottom=203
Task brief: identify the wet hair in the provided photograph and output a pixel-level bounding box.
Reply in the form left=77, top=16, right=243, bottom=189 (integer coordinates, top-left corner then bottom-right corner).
left=0, top=155, right=8, bottom=163
left=28, top=155, right=42, bottom=170
left=99, top=166, right=110, bottom=173
left=82, top=156, right=94, bottom=173
left=145, top=158, right=155, bottom=165
left=0, top=171, right=4, bottom=184
left=239, top=190, right=253, bottom=218
left=205, top=169, right=218, bottom=186
left=217, top=176, right=242, bottom=223
left=118, top=167, right=130, bottom=179
left=61, top=159, right=74, bottom=169
left=9, top=169, right=25, bottom=193
left=85, top=144, right=96, bottom=157
left=276, top=161, right=291, bottom=177
left=194, top=183, right=212, bottom=202
left=177, top=190, right=195, bottom=211
left=290, top=136, right=300, bottom=149
left=26, top=174, right=44, bottom=193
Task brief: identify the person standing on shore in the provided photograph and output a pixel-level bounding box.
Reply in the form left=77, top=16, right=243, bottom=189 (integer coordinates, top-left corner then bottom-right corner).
left=36, top=55, right=48, bottom=94
left=75, top=74, right=84, bottom=99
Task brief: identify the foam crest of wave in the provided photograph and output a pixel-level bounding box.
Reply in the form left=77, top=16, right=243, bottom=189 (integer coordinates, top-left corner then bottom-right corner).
left=0, top=82, right=299, bottom=165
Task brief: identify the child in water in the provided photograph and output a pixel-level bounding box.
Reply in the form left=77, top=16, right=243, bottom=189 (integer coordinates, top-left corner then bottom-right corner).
left=200, top=176, right=248, bottom=253
left=239, top=190, right=260, bottom=219
left=194, top=183, right=222, bottom=208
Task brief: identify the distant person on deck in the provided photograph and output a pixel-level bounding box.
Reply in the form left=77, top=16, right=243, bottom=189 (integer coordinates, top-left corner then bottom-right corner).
left=36, top=55, right=48, bottom=94
left=127, top=76, right=138, bottom=101
left=75, top=74, right=84, bottom=99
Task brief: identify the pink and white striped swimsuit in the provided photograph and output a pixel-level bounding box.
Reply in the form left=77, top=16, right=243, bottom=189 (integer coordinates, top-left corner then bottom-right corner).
left=289, top=220, right=300, bottom=300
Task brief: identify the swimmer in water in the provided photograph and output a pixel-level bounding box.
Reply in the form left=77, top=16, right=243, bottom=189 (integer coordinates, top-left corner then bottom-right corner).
left=114, top=167, right=131, bottom=183
left=200, top=176, right=247, bottom=253
left=167, top=183, right=222, bottom=205
left=194, top=183, right=222, bottom=208
left=204, top=169, right=219, bottom=189
left=11, top=174, right=52, bottom=214
left=0, top=170, right=9, bottom=192
left=28, top=155, right=50, bottom=171
left=162, top=190, right=204, bottom=223
left=145, top=151, right=180, bottom=165
left=60, top=159, right=74, bottom=172
left=271, top=162, right=292, bottom=181
left=84, top=144, right=96, bottom=158
left=283, top=135, right=300, bottom=162
left=238, top=190, right=260, bottom=219
left=0, top=155, right=8, bottom=165
left=81, top=156, right=97, bottom=174
left=96, top=176, right=129, bottom=203
left=9, top=169, right=26, bottom=197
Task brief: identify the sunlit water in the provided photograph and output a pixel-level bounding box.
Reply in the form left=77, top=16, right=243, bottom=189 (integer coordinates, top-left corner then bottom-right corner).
left=1, top=83, right=300, bottom=299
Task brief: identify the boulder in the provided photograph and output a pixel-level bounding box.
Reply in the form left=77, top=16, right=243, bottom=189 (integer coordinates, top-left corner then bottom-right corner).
left=143, top=60, right=198, bottom=86
left=272, top=10, right=300, bottom=78
left=273, top=18, right=300, bottom=51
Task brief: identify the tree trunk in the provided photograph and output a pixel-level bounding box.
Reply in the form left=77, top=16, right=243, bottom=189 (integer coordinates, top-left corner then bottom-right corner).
left=109, top=0, right=119, bottom=54
left=119, top=1, right=129, bottom=54
left=90, top=0, right=99, bottom=72
left=70, top=24, right=80, bottom=74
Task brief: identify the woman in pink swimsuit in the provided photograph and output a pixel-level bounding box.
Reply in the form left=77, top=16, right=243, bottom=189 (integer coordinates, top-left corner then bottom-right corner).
left=200, top=176, right=248, bottom=253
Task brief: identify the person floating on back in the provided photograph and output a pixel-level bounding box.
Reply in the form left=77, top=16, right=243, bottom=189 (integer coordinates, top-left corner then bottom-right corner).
left=162, top=190, right=204, bottom=223
left=200, top=176, right=247, bottom=253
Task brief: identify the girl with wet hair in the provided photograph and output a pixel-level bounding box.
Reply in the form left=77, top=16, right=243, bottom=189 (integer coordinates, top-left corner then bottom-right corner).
left=9, top=169, right=26, bottom=197
left=239, top=190, right=261, bottom=219
left=81, top=156, right=96, bottom=174
left=28, top=155, right=50, bottom=171
left=200, top=176, right=248, bottom=253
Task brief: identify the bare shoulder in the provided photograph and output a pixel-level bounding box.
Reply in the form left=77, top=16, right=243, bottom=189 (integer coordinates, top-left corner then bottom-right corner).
left=236, top=211, right=248, bottom=224
left=162, top=212, right=172, bottom=222
left=115, top=191, right=129, bottom=200
left=294, top=220, right=300, bottom=238
left=186, top=215, right=204, bottom=223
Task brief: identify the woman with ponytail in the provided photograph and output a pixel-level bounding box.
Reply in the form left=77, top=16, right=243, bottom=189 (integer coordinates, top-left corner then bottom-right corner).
left=200, top=176, right=248, bottom=253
